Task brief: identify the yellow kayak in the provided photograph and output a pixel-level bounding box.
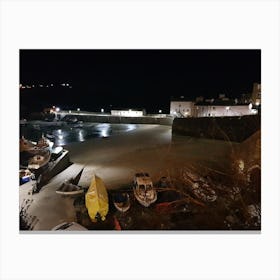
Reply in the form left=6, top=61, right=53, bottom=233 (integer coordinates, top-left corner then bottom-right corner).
left=85, top=175, right=109, bottom=222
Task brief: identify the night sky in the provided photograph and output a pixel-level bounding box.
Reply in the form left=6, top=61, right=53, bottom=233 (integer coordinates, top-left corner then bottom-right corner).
left=20, top=49, right=261, bottom=114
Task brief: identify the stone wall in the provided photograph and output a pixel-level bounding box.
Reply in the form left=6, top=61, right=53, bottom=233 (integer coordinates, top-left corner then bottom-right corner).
left=61, top=114, right=173, bottom=126
left=172, top=115, right=260, bottom=142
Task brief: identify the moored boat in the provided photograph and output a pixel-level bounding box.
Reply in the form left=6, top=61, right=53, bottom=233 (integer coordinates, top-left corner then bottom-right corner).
left=133, top=172, right=157, bottom=207
left=56, top=182, right=84, bottom=196
left=85, top=175, right=109, bottom=222
left=28, top=151, right=51, bottom=170
left=56, top=168, right=84, bottom=196
left=113, top=193, right=130, bottom=213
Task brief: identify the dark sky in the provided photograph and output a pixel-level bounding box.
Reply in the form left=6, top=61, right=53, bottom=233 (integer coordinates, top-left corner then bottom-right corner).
left=20, top=49, right=261, bottom=114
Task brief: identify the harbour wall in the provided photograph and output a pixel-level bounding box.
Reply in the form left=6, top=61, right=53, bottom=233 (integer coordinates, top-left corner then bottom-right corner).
left=172, top=115, right=261, bottom=142
left=60, top=113, right=174, bottom=126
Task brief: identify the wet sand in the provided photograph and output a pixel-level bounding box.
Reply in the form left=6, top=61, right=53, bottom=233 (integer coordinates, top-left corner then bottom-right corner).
left=20, top=124, right=235, bottom=230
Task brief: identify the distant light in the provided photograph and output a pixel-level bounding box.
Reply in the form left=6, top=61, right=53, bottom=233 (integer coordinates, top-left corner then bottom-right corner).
left=129, top=109, right=132, bottom=112
left=69, top=110, right=72, bottom=113
left=69, top=86, right=72, bottom=89
left=39, top=84, right=43, bottom=87
left=50, top=84, right=53, bottom=87
left=77, top=108, right=80, bottom=111
left=159, top=110, right=162, bottom=113
left=66, top=83, right=69, bottom=86
left=19, top=84, right=22, bottom=88
left=21, top=86, right=26, bottom=89
left=56, top=107, right=60, bottom=112
left=101, top=108, right=104, bottom=113
left=61, top=83, right=65, bottom=86
left=46, top=85, right=49, bottom=87
left=255, top=101, right=260, bottom=106
left=32, top=85, right=35, bottom=87
left=52, top=106, right=55, bottom=109
left=226, top=106, right=230, bottom=110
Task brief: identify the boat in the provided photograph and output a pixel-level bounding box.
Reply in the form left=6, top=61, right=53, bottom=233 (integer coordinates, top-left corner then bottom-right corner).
left=113, top=192, right=131, bottom=213
left=55, top=168, right=84, bottom=196
left=56, top=182, right=84, bottom=196
left=20, top=136, right=36, bottom=152
left=133, top=172, right=157, bottom=207
left=37, top=134, right=54, bottom=150
left=28, top=150, right=51, bottom=170
left=85, top=175, right=109, bottom=222
left=51, top=222, right=88, bottom=231
left=20, top=135, right=53, bottom=155
left=46, top=133, right=55, bottom=139
left=182, top=170, right=217, bottom=202
left=51, top=146, right=63, bottom=160
left=19, top=169, right=34, bottom=185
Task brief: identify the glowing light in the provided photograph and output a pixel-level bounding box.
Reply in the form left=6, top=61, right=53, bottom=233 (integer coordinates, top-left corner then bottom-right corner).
left=69, top=110, right=72, bottom=113
left=159, top=110, right=162, bottom=113
left=226, top=106, right=230, bottom=110
left=50, top=84, right=53, bottom=87
left=58, top=135, right=63, bottom=140
left=39, top=84, right=43, bottom=87
left=66, top=83, right=69, bottom=86
left=55, top=107, right=60, bottom=112
left=101, top=108, right=104, bottom=113
left=256, top=101, right=260, bottom=106
left=77, top=108, right=80, bottom=111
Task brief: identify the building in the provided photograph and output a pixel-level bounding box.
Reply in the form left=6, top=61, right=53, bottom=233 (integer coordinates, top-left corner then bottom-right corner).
left=194, top=100, right=257, bottom=117
left=111, top=108, right=145, bottom=117
left=251, top=83, right=261, bottom=105
left=170, top=96, right=195, bottom=117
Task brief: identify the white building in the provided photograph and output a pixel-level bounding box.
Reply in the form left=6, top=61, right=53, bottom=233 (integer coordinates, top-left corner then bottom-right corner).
left=111, top=109, right=144, bottom=117
left=170, top=97, right=194, bottom=117
left=194, top=102, right=257, bottom=117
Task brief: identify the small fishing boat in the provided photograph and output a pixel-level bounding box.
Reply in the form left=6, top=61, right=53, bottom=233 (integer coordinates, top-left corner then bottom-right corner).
left=19, top=169, right=34, bottom=185
left=28, top=151, right=51, bottom=170
left=182, top=170, right=217, bottom=202
left=51, top=222, right=88, bottom=231
left=56, top=182, right=84, bottom=196
left=133, top=172, right=157, bottom=207
left=20, top=136, right=36, bottom=152
left=85, top=175, right=109, bottom=222
left=56, top=168, right=84, bottom=196
left=113, top=193, right=131, bottom=213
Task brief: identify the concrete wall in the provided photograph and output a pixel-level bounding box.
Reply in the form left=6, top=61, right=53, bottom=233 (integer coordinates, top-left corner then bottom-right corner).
left=61, top=114, right=174, bottom=126
left=172, top=115, right=260, bottom=142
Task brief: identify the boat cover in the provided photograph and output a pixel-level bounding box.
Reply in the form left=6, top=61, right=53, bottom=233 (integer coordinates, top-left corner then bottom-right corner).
left=85, top=175, right=109, bottom=222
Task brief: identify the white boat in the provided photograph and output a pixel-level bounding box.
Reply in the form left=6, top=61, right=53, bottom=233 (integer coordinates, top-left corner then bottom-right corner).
left=113, top=193, right=131, bottom=212
left=28, top=151, right=51, bottom=170
left=51, top=222, right=87, bottom=231
left=133, top=172, right=157, bottom=207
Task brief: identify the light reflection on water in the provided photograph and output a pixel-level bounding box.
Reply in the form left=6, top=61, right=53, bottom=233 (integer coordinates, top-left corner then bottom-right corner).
left=20, top=123, right=138, bottom=146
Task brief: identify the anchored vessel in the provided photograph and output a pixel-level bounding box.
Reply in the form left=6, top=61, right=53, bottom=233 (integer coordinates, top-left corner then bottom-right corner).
left=133, top=172, right=157, bottom=207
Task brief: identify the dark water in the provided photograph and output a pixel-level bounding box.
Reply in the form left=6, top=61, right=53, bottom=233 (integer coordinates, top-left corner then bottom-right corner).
left=20, top=122, right=138, bottom=146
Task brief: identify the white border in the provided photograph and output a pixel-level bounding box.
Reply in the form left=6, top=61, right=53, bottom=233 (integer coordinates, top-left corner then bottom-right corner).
left=1, top=1, right=279, bottom=279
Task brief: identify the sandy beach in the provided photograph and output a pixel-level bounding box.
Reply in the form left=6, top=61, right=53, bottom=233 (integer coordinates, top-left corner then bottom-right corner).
left=20, top=124, right=235, bottom=230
